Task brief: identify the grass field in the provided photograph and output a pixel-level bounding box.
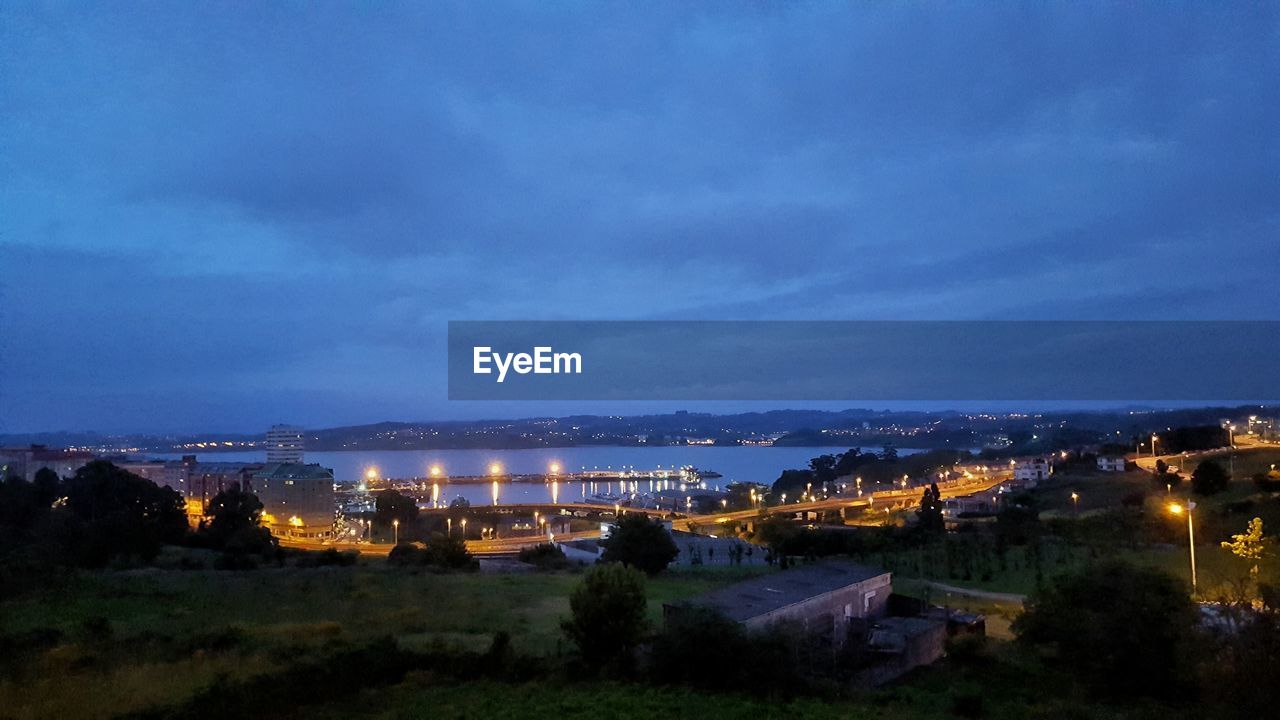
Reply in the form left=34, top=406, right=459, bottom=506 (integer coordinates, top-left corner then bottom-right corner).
left=0, top=563, right=770, bottom=719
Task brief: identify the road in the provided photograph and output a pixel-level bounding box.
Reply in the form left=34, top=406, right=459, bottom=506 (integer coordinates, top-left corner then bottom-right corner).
left=1132, top=440, right=1279, bottom=473
left=282, top=470, right=1010, bottom=556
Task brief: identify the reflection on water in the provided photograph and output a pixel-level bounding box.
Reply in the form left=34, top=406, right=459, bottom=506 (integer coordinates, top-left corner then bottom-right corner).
left=153, top=446, right=929, bottom=507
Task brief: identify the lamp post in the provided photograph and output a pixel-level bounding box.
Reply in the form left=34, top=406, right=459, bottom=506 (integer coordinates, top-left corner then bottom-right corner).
left=1070, top=492, right=1079, bottom=516
left=1168, top=501, right=1198, bottom=593
left=392, top=519, right=399, bottom=545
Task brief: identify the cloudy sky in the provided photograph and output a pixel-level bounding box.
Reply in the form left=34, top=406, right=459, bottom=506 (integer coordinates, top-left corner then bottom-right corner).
left=1, top=3, right=1277, bottom=433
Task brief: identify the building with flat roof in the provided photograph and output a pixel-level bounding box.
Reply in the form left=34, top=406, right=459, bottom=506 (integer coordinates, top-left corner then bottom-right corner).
left=0, top=445, right=96, bottom=482
left=266, top=425, right=305, bottom=463
left=1014, top=457, right=1052, bottom=485
left=254, top=462, right=335, bottom=539
left=664, top=560, right=891, bottom=646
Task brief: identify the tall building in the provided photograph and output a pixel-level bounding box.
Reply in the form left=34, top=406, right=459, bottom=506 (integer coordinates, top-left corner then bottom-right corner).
left=266, top=424, right=305, bottom=463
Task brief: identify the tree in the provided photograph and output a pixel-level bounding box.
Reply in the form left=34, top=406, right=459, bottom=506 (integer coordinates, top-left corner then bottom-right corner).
left=600, top=514, right=679, bottom=575
left=375, top=489, right=419, bottom=529
left=771, top=468, right=815, bottom=496
left=1221, top=517, right=1266, bottom=577
left=1191, top=459, right=1230, bottom=495
left=916, top=483, right=944, bottom=534
left=808, top=454, right=838, bottom=486
left=61, top=460, right=188, bottom=565
left=202, top=484, right=276, bottom=555
left=1013, top=560, right=1197, bottom=698
left=561, top=563, right=647, bottom=668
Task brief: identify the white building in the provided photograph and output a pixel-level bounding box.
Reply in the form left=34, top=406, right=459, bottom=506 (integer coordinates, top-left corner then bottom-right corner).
left=1013, top=458, right=1051, bottom=485
left=266, top=425, right=305, bottom=463
left=1096, top=455, right=1126, bottom=473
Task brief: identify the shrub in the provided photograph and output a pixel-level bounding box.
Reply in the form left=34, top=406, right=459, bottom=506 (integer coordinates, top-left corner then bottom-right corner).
left=561, top=563, right=647, bottom=670
left=517, top=543, right=570, bottom=570
left=1253, top=471, right=1280, bottom=493
left=1191, top=459, right=1229, bottom=496
left=649, top=605, right=805, bottom=695
left=599, top=514, right=678, bottom=575
left=388, top=535, right=476, bottom=571
left=1013, top=560, right=1196, bottom=698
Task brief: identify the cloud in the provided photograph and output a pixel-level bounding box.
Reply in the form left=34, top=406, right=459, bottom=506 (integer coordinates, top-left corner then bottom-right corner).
left=0, top=2, right=1276, bottom=431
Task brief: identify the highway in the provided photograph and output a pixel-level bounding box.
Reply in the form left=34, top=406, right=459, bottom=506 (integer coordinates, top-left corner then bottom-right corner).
left=280, top=469, right=1010, bottom=556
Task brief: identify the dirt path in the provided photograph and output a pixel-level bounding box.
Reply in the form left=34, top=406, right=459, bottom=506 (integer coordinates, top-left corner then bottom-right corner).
left=921, top=581, right=1026, bottom=604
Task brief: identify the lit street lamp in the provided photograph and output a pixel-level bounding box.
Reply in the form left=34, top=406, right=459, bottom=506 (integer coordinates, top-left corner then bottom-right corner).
left=1070, top=492, right=1079, bottom=515
left=392, top=518, right=399, bottom=545
left=1168, top=501, right=1198, bottom=593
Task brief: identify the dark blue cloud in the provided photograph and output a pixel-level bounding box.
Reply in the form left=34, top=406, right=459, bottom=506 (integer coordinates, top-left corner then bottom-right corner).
left=1, top=2, right=1276, bottom=432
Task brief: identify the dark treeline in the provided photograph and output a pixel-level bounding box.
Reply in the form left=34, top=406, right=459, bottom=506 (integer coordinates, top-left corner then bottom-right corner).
left=771, top=447, right=972, bottom=495
left=0, top=460, right=286, bottom=592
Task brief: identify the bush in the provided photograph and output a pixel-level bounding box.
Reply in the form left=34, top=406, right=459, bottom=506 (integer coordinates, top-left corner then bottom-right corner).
left=1191, top=459, right=1230, bottom=496
left=1013, top=560, right=1196, bottom=699
left=1253, top=471, right=1280, bottom=493
left=649, top=606, right=805, bottom=695
left=517, top=543, right=570, bottom=570
left=561, top=563, right=647, bottom=670
left=600, top=514, right=679, bottom=575
left=387, top=535, right=476, bottom=571
left=294, top=548, right=358, bottom=567
left=945, top=633, right=988, bottom=665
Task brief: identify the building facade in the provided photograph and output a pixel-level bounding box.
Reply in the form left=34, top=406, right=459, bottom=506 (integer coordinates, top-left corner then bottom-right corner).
left=1014, top=457, right=1052, bottom=484
left=266, top=425, right=305, bottom=463
left=253, top=462, right=335, bottom=539
left=0, top=445, right=96, bottom=482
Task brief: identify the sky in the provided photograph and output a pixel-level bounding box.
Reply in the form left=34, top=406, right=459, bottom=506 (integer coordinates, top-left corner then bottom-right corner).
left=1, top=3, right=1277, bottom=434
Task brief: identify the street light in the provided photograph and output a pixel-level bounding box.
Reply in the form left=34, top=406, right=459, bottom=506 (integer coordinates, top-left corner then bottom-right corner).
left=392, top=518, right=399, bottom=545
left=1070, top=492, right=1079, bottom=515
left=1168, top=501, right=1198, bottom=593
left=461, top=517, right=468, bottom=538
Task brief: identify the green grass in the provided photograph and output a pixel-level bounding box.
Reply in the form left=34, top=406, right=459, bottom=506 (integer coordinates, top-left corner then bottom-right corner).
left=0, top=563, right=771, bottom=719
left=300, top=647, right=1159, bottom=720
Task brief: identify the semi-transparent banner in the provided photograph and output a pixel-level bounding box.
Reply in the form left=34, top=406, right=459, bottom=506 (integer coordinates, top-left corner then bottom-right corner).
left=447, top=321, right=1280, bottom=401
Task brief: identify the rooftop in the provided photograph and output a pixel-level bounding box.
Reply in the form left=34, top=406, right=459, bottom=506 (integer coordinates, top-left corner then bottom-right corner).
left=253, top=462, right=334, bottom=481
left=673, top=560, right=890, bottom=622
